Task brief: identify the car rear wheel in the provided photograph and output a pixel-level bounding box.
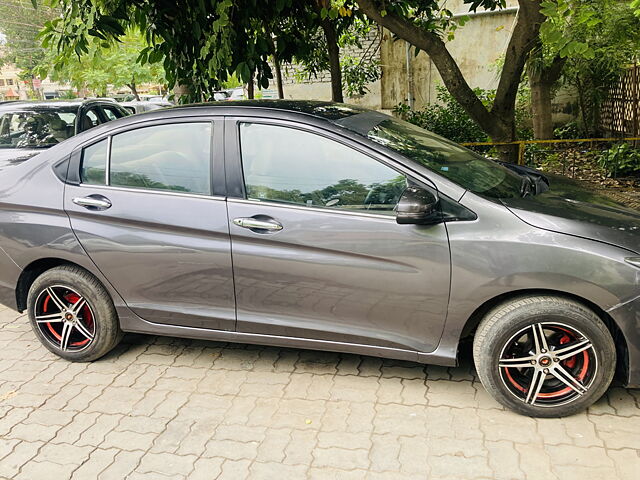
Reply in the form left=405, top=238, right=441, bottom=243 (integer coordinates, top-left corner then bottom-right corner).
left=473, top=295, right=616, bottom=417
left=27, top=265, right=122, bottom=362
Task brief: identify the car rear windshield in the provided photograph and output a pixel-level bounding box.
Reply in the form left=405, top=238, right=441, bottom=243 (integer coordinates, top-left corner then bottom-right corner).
left=333, top=111, right=523, bottom=198
left=0, top=107, right=77, bottom=149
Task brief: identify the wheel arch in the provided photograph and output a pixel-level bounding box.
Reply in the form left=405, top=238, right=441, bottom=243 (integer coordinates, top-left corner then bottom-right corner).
left=459, top=288, right=629, bottom=384
left=16, top=258, right=104, bottom=313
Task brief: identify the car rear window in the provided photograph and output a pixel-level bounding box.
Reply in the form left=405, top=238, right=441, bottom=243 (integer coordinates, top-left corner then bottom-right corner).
left=81, top=139, right=108, bottom=185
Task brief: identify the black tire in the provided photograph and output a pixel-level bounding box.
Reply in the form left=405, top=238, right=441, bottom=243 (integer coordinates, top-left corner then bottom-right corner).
left=27, top=265, right=123, bottom=362
left=473, top=295, right=616, bottom=418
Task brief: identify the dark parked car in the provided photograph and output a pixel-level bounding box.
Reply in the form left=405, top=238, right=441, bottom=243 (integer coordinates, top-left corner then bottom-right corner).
left=0, top=99, right=129, bottom=166
left=0, top=100, right=638, bottom=417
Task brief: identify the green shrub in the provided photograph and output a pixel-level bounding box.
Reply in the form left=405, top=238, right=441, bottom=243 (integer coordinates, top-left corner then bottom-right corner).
left=597, top=143, right=640, bottom=177
left=394, top=85, right=532, bottom=144
left=554, top=121, right=585, bottom=140
left=393, top=86, right=489, bottom=143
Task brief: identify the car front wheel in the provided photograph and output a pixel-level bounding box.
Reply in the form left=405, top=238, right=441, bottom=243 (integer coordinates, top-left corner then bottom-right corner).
left=473, top=295, right=616, bottom=417
left=27, top=265, right=123, bottom=362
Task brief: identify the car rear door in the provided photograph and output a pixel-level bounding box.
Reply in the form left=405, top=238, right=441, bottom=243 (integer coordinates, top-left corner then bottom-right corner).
left=64, top=117, right=235, bottom=330
left=224, top=118, right=451, bottom=353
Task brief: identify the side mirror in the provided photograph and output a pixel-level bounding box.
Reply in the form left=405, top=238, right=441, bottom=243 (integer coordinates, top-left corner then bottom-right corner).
left=396, top=185, right=440, bottom=225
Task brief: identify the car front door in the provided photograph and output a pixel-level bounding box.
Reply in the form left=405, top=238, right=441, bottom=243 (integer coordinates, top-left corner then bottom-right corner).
left=225, top=119, right=451, bottom=353
left=64, top=118, right=235, bottom=330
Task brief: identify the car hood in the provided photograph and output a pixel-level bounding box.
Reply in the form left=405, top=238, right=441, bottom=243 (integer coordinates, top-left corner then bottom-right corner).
left=501, top=173, right=640, bottom=254
left=0, top=148, right=43, bottom=171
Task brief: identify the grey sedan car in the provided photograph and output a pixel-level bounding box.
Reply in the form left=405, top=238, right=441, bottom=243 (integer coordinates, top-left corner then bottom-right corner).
left=0, top=101, right=638, bottom=417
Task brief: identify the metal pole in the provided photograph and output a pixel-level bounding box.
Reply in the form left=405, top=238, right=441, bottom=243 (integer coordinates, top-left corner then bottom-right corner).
left=405, top=42, right=414, bottom=109
left=518, top=142, right=525, bottom=166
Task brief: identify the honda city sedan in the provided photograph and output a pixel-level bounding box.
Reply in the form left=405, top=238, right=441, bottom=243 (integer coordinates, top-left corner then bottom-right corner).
left=0, top=100, right=638, bottom=417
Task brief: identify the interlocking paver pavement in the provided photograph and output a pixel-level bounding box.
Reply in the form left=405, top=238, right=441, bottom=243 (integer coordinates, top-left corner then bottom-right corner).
left=1, top=304, right=639, bottom=479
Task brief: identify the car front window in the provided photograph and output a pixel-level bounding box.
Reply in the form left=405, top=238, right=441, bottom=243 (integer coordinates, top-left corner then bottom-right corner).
left=334, top=112, right=523, bottom=199
left=239, top=122, right=407, bottom=215
left=0, top=108, right=77, bottom=148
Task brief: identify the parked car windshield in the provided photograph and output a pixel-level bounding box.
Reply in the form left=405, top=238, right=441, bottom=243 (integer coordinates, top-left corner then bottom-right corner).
left=334, top=111, right=523, bottom=198
left=0, top=107, right=77, bottom=149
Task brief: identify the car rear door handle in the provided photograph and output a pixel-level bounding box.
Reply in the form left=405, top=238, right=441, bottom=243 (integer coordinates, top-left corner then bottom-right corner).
left=233, top=217, right=283, bottom=231
left=72, top=195, right=112, bottom=210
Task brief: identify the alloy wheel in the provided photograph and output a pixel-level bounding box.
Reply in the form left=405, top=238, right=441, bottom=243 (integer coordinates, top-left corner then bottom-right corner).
left=498, top=322, right=597, bottom=407
left=34, top=285, right=96, bottom=352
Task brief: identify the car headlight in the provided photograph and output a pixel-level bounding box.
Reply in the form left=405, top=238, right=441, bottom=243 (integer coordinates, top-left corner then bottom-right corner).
left=625, top=257, right=640, bottom=268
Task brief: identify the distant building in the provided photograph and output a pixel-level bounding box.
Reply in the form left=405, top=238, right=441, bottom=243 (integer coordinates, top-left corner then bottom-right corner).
left=0, top=62, right=70, bottom=100
left=0, top=63, right=23, bottom=100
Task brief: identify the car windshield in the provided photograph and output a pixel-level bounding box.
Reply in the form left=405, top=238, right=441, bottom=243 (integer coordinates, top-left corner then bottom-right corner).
left=334, top=111, right=524, bottom=198
left=0, top=107, right=77, bottom=149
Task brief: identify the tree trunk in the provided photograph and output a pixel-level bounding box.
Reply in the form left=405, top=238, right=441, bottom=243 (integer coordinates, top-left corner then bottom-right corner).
left=530, top=80, right=553, bottom=139
left=274, top=59, right=284, bottom=99
left=356, top=0, right=545, bottom=162
left=266, top=29, right=285, bottom=99
left=247, top=72, right=255, bottom=99
left=319, top=17, right=343, bottom=102
left=173, top=83, right=191, bottom=103
left=528, top=51, right=565, bottom=140
left=127, top=82, right=141, bottom=101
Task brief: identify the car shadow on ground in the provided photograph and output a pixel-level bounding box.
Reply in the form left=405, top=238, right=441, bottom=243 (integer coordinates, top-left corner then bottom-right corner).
left=106, top=332, right=639, bottom=415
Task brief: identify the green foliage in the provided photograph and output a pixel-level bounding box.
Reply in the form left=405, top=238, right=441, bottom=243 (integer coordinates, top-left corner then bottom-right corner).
left=37, top=31, right=166, bottom=97
left=220, top=74, right=242, bottom=90
left=393, top=86, right=490, bottom=143
left=393, top=85, right=532, bottom=144
left=341, top=55, right=380, bottom=96
left=34, top=0, right=505, bottom=103
left=539, top=1, right=598, bottom=60
left=337, top=16, right=381, bottom=97
left=292, top=8, right=379, bottom=97
left=37, top=0, right=379, bottom=102
left=57, top=89, right=77, bottom=99
left=540, top=0, right=640, bottom=136
left=553, top=121, right=585, bottom=140
left=39, top=0, right=294, bottom=101
left=597, top=143, right=640, bottom=177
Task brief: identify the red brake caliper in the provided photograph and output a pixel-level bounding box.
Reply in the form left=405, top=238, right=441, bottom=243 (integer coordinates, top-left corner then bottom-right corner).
left=43, top=292, right=93, bottom=347
left=504, top=328, right=590, bottom=399
left=560, top=334, right=577, bottom=369
left=539, top=329, right=589, bottom=399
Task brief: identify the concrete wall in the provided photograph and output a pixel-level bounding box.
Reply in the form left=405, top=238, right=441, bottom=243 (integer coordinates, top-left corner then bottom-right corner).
left=381, top=1, right=519, bottom=110
left=274, top=1, right=522, bottom=113
left=264, top=1, right=578, bottom=128
left=271, top=27, right=382, bottom=108
left=278, top=79, right=382, bottom=109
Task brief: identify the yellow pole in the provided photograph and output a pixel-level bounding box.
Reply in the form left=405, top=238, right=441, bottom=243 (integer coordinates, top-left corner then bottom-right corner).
left=518, top=142, right=525, bottom=165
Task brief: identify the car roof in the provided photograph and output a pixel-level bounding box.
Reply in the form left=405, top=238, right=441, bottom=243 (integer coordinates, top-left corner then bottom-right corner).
left=165, top=100, right=371, bottom=121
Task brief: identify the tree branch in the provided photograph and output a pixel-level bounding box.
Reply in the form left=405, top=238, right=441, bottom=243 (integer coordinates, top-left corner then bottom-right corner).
left=355, top=0, right=507, bottom=139
left=492, top=0, right=545, bottom=120
left=545, top=54, right=567, bottom=85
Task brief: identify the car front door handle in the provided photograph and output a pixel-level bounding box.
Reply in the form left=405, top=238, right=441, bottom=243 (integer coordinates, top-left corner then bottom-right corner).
left=72, top=195, right=112, bottom=210
left=233, top=217, right=283, bottom=232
